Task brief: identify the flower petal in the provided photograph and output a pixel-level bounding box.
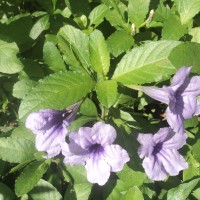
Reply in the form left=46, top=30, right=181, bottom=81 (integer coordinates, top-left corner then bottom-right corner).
left=158, top=149, right=188, bottom=176
left=171, top=66, right=192, bottom=92
left=85, top=156, right=110, bottom=185
left=137, top=134, right=155, bottom=158
left=142, top=155, right=167, bottom=181
left=25, top=110, right=56, bottom=132
left=166, top=107, right=185, bottom=134
left=62, top=142, right=88, bottom=165
left=182, top=95, right=198, bottom=119
left=91, top=122, right=117, bottom=146
left=182, top=76, right=200, bottom=96
left=35, top=125, right=66, bottom=158
left=195, top=100, right=200, bottom=116
left=142, top=87, right=170, bottom=104
left=104, top=144, right=130, bottom=172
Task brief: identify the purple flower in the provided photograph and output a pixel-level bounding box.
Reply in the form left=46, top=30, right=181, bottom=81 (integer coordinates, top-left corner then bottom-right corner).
left=142, top=67, right=200, bottom=134
left=25, top=103, right=79, bottom=158
left=62, top=122, right=130, bottom=185
left=137, top=128, right=188, bottom=181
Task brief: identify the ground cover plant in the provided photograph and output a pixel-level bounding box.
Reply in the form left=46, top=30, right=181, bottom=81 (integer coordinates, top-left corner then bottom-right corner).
left=1, top=0, right=200, bottom=199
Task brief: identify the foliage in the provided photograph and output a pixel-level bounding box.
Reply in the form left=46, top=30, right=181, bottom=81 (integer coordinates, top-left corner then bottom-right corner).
left=0, top=0, right=200, bottom=199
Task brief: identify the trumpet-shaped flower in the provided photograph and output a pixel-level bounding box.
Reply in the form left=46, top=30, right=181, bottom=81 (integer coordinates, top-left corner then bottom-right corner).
left=142, top=67, right=200, bottom=134
left=25, top=103, right=79, bottom=158
left=62, top=122, right=130, bottom=185
left=137, top=128, right=188, bottom=181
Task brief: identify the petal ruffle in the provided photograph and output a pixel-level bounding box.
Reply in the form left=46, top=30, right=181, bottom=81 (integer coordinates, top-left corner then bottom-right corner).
left=62, top=142, right=88, bottom=165
left=181, top=76, right=200, bottom=96
left=182, top=95, right=198, bottom=119
left=158, top=149, right=188, bottom=176
left=35, top=125, right=66, bottom=158
left=166, top=107, right=185, bottom=134
left=104, top=144, right=130, bottom=172
left=142, top=155, right=167, bottom=181
left=25, top=110, right=55, bottom=132
left=142, top=87, right=170, bottom=104
left=137, top=134, right=155, bottom=158
left=85, top=156, right=110, bottom=186
left=171, top=66, right=192, bottom=92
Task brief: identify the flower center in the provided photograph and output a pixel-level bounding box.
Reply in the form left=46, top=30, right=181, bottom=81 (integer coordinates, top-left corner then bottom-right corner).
left=153, top=143, right=163, bottom=154
left=89, top=143, right=104, bottom=154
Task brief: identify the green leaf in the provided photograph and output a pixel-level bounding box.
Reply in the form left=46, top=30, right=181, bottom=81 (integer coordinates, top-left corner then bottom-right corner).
left=29, top=179, right=62, bottom=200
left=122, top=186, right=144, bottom=200
left=174, top=0, right=200, bottom=24
left=80, top=98, right=98, bottom=116
left=96, top=80, right=118, bottom=108
left=162, top=15, right=187, bottom=40
left=0, top=40, right=23, bottom=74
left=107, top=30, right=134, bottom=57
left=29, top=15, right=50, bottom=40
left=43, top=41, right=66, bottom=72
left=65, top=165, right=88, bottom=184
left=188, top=27, right=200, bottom=43
left=117, top=165, right=146, bottom=188
left=192, top=139, right=200, bottom=163
left=11, top=125, right=35, bottom=142
left=15, top=161, right=50, bottom=196
left=105, top=3, right=127, bottom=30
left=89, top=30, right=110, bottom=76
left=154, top=2, right=174, bottom=22
left=68, top=115, right=96, bottom=132
left=183, top=154, right=200, bottom=181
left=13, top=79, right=36, bottom=99
left=112, top=40, right=181, bottom=84
left=166, top=178, right=200, bottom=200
left=128, top=0, right=150, bottom=27
left=0, top=14, right=33, bottom=52
left=103, top=180, right=129, bottom=200
left=18, top=71, right=95, bottom=120
left=89, top=4, right=109, bottom=27
left=0, top=182, right=15, bottom=200
left=0, top=137, right=36, bottom=163
left=57, top=25, right=90, bottom=70
left=73, top=183, right=92, bottom=200
left=65, top=0, right=90, bottom=16
left=169, top=42, right=200, bottom=74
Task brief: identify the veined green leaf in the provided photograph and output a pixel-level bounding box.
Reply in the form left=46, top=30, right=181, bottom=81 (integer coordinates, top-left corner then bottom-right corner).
left=96, top=80, right=118, bottom=108
left=89, top=4, right=109, bottom=27
left=169, top=42, right=200, bottom=74
left=18, top=71, right=95, bottom=120
left=0, top=137, right=36, bottom=163
left=107, top=30, right=134, bottom=57
left=174, top=0, right=200, bottom=24
left=112, top=40, right=181, bottom=84
left=128, top=0, right=150, bottom=27
left=15, top=161, right=50, bottom=196
left=167, top=178, right=200, bottom=200
left=122, top=186, right=144, bottom=200
left=29, top=15, right=50, bottom=40
left=29, top=179, right=62, bottom=200
left=89, top=29, right=110, bottom=76
left=57, top=25, right=90, bottom=69
left=162, top=15, right=187, bottom=40
left=188, top=27, right=200, bottom=43
left=43, top=41, right=66, bottom=72
left=0, top=40, right=23, bottom=74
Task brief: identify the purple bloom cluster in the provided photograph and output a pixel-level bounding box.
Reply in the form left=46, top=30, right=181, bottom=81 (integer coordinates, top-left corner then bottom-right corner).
left=138, top=66, right=200, bottom=180
left=62, top=122, right=130, bottom=185
left=25, top=67, right=198, bottom=184
left=137, top=128, right=188, bottom=180
left=26, top=104, right=129, bottom=185
left=142, top=67, right=200, bottom=134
